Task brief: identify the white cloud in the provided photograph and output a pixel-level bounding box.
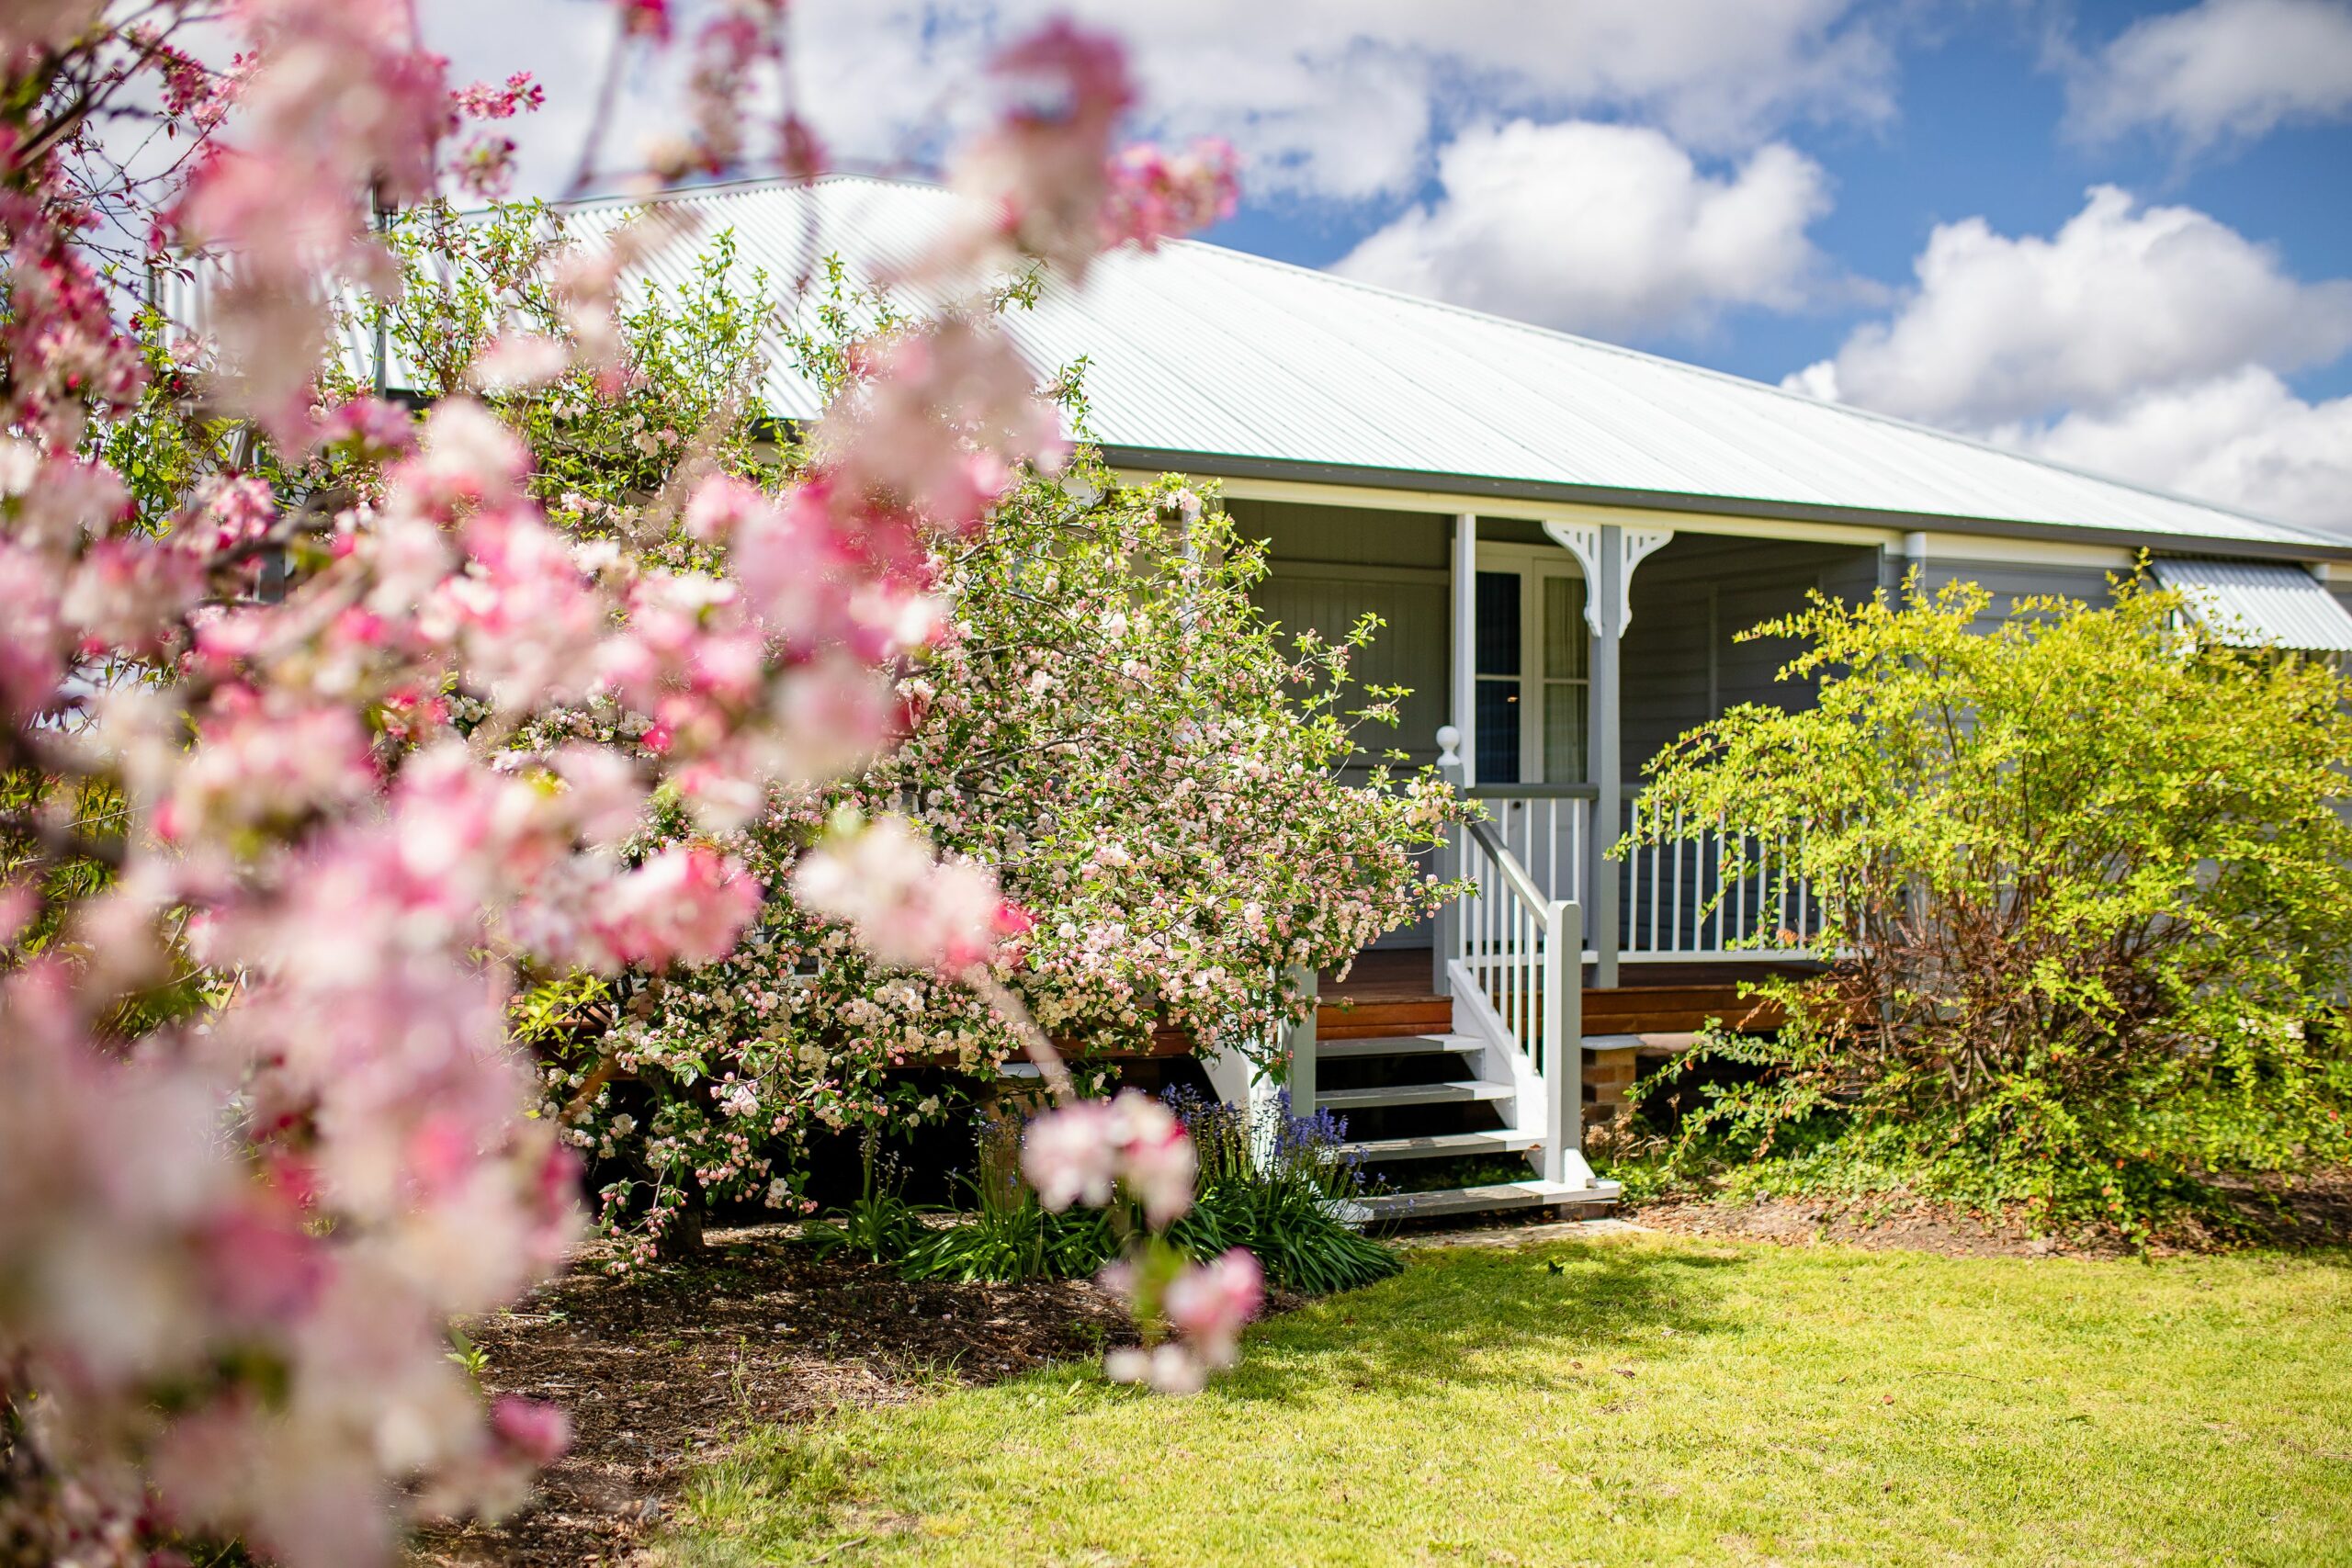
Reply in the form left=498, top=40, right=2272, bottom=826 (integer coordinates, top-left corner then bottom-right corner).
left=2067, top=0, right=2352, bottom=150
left=1330, top=120, right=1834, bottom=337
left=418, top=0, right=1898, bottom=203
left=1785, top=189, right=2352, bottom=535
left=1782, top=186, right=2352, bottom=428
left=1998, top=368, right=2352, bottom=536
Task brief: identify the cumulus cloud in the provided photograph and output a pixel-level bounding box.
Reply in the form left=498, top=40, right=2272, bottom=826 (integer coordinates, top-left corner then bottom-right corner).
left=1782, top=186, right=2352, bottom=427
left=419, top=0, right=1898, bottom=202
left=2066, top=0, right=2352, bottom=150
left=1331, top=120, right=1835, bottom=337
left=1996, top=369, right=2352, bottom=536
left=1786, top=188, right=2352, bottom=534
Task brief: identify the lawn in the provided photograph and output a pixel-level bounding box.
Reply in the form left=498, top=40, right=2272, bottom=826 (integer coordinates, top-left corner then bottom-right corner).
left=652, top=1228, right=2352, bottom=1567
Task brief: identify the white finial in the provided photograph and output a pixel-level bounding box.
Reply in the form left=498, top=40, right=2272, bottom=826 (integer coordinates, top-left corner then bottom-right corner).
left=1436, top=725, right=1461, bottom=769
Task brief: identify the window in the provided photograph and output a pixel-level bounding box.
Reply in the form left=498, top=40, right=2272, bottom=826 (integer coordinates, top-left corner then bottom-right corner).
left=1472, top=553, right=1589, bottom=784
left=1474, top=570, right=1521, bottom=784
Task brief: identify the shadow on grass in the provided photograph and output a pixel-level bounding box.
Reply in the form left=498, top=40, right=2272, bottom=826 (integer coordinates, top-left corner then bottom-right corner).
left=1217, top=1235, right=1748, bottom=1408
left=662, top=1235, right=1760, bottom=1565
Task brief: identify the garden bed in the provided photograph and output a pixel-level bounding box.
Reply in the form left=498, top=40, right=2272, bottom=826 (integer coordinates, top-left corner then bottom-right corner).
left=407, top=1224, right=1173, bottom=1568
left=1623, top=1168, right=2352, bottom=1259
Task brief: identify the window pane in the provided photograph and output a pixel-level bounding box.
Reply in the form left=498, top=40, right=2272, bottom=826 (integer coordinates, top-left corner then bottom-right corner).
left=1544, top=576, right=1588, bottom=681
left=1476, top=571, right=1520, bottom=676
left=1544, top=681, right=1587, bottom=783
left=1476, top=678, right=1520, bottom=783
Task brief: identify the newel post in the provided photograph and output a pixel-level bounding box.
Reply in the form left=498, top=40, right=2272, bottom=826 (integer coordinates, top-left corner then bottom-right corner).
left=1542, top=898, right=1584, bottom=1187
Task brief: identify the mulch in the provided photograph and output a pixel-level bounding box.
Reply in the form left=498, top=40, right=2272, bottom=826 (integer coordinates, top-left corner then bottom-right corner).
left=407, top=1224, right=1139, bottom=1568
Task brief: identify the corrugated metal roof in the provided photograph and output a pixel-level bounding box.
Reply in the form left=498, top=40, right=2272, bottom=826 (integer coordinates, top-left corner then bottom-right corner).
left=2149, top=558, right=2352, bottom=651
left=407, top=176, right=2352, bottom=558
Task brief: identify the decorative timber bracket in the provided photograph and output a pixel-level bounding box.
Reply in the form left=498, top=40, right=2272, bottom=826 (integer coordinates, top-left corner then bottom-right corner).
left=1542, top=521, right=1674, bottom=635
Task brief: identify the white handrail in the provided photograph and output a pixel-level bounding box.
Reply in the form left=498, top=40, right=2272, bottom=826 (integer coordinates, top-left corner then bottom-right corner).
left=1451, top=821, right=1585, bottom=1186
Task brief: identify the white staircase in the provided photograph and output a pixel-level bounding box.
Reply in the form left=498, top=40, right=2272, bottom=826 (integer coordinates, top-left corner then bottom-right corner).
left=1330, top=818, right=1621, bottom=1224
left=1202, top=821, right=1623, bottom=1224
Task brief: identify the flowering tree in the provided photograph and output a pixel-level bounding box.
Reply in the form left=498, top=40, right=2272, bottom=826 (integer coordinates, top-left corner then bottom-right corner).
left=583, top=458, right=1463, bottom=1257
left=323, top=200, right=1457, bottom=1262
left=0, top=3, right=1250, bottom=1562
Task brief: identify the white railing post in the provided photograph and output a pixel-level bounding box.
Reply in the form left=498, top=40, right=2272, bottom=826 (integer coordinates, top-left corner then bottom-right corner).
left=1541, top=898, right=1582, bottom=1186
left=1283, top=962, right=1317, bottom=1118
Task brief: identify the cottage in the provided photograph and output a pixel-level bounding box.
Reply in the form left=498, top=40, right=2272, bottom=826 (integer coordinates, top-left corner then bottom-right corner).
left=520, top=177, right=2352, bottom=1217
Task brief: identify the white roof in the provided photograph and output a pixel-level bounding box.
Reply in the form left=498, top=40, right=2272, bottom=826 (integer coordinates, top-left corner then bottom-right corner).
left=550, top=176, right=2342, bottom=559
left=2149, top=558, right=2352, bottom=652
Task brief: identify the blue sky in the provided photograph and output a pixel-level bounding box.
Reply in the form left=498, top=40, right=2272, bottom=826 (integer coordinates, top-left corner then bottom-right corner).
left=439, top=0, right=2352, bottom=534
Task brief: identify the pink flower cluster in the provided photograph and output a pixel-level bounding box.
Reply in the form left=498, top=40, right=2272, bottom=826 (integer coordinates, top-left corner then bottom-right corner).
left=1104, top=1249, right=1265, bottom=1394
left=1022, top=1089, right=1198, bottom=1229
left=793, top=813, right=1023, bottom=975
left=1101, top=140, right=1243, bottom=253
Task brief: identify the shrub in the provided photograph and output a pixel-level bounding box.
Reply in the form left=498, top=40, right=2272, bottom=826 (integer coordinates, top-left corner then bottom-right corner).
left=1627, top=575, right=2352, bottom=1235
left=803, top=1134, right=934, bottom=1265
left=1164, top=1090, right=1402, bottom=1294
left=898, top=1117, right=1117, bottom=1282
left=901, top=1093, right=1402, bottom=1292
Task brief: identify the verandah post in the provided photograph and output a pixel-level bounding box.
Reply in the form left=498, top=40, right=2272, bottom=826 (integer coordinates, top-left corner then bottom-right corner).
left=1591, top=525, right=1623, bottom=990
left=1439, top=512, right=1477, bottom=997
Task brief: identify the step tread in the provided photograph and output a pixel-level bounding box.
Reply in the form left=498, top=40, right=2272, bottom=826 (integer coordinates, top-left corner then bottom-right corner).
left=1317, top=1033, right=1481, bottom=1060
left=1361, top=1179, right=1624, bottom=1220
left=1317, top=1080, right=1511, bottom=1110
left=1340, top=1130, right=1542, bottom=1161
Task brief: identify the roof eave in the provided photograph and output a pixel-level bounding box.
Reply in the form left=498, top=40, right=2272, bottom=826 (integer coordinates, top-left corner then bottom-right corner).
left=1097, top=446, right=2352, bottom=565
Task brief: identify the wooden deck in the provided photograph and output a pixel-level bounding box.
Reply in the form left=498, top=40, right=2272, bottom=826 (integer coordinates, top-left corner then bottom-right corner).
left=1319, top=949, right=1795, bottom=1040
left=898, top=950, right=1799, bottom=1069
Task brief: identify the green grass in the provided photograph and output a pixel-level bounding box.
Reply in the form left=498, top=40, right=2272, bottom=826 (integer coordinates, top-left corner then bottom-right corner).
left=656, top=1232, right=2352, bottom=1566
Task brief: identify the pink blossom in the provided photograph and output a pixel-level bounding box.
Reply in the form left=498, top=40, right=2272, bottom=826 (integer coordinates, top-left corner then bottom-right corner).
left=489, top=1395, right=571, bottom=1465
left=792, top=814, right=1009, bottom=973
left=1023, top=1089, right=1196, bottom=1229
left=454, top=132, right=523, bottom=199
left=154, top=695, right=378, bottom=845
left=470, top=333, right=571, bottom=392
left=317, top=395, right=417, bottom=460
left=1162, top=1247, right=1262, bottom=1369
left=590, top=845, right=763, bottom=969
left=1101, top=139, right=1242, bottom=252
left=182, top=474, right=277, bottom=558
left=812, top=321, right=1063, bottom=535
left=1021, top=1099, right=1119, bottom=1213
left=941, top=21, right=1135, bottom=283
left=454, top=72, right=545, bottom=120
left=0, top=541, right=63, bottom=722
left=1112, top=1092, right=1196, bottom=1229
left=683, top=473, right=767, bottom=545
left=615, top=0, right=673, bottom=42
left=59, top=537, right=205, bottom=651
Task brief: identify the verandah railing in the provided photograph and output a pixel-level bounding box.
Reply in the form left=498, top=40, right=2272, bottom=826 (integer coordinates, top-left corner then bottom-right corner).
left=1464, top=784, right=1826, bottom=964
